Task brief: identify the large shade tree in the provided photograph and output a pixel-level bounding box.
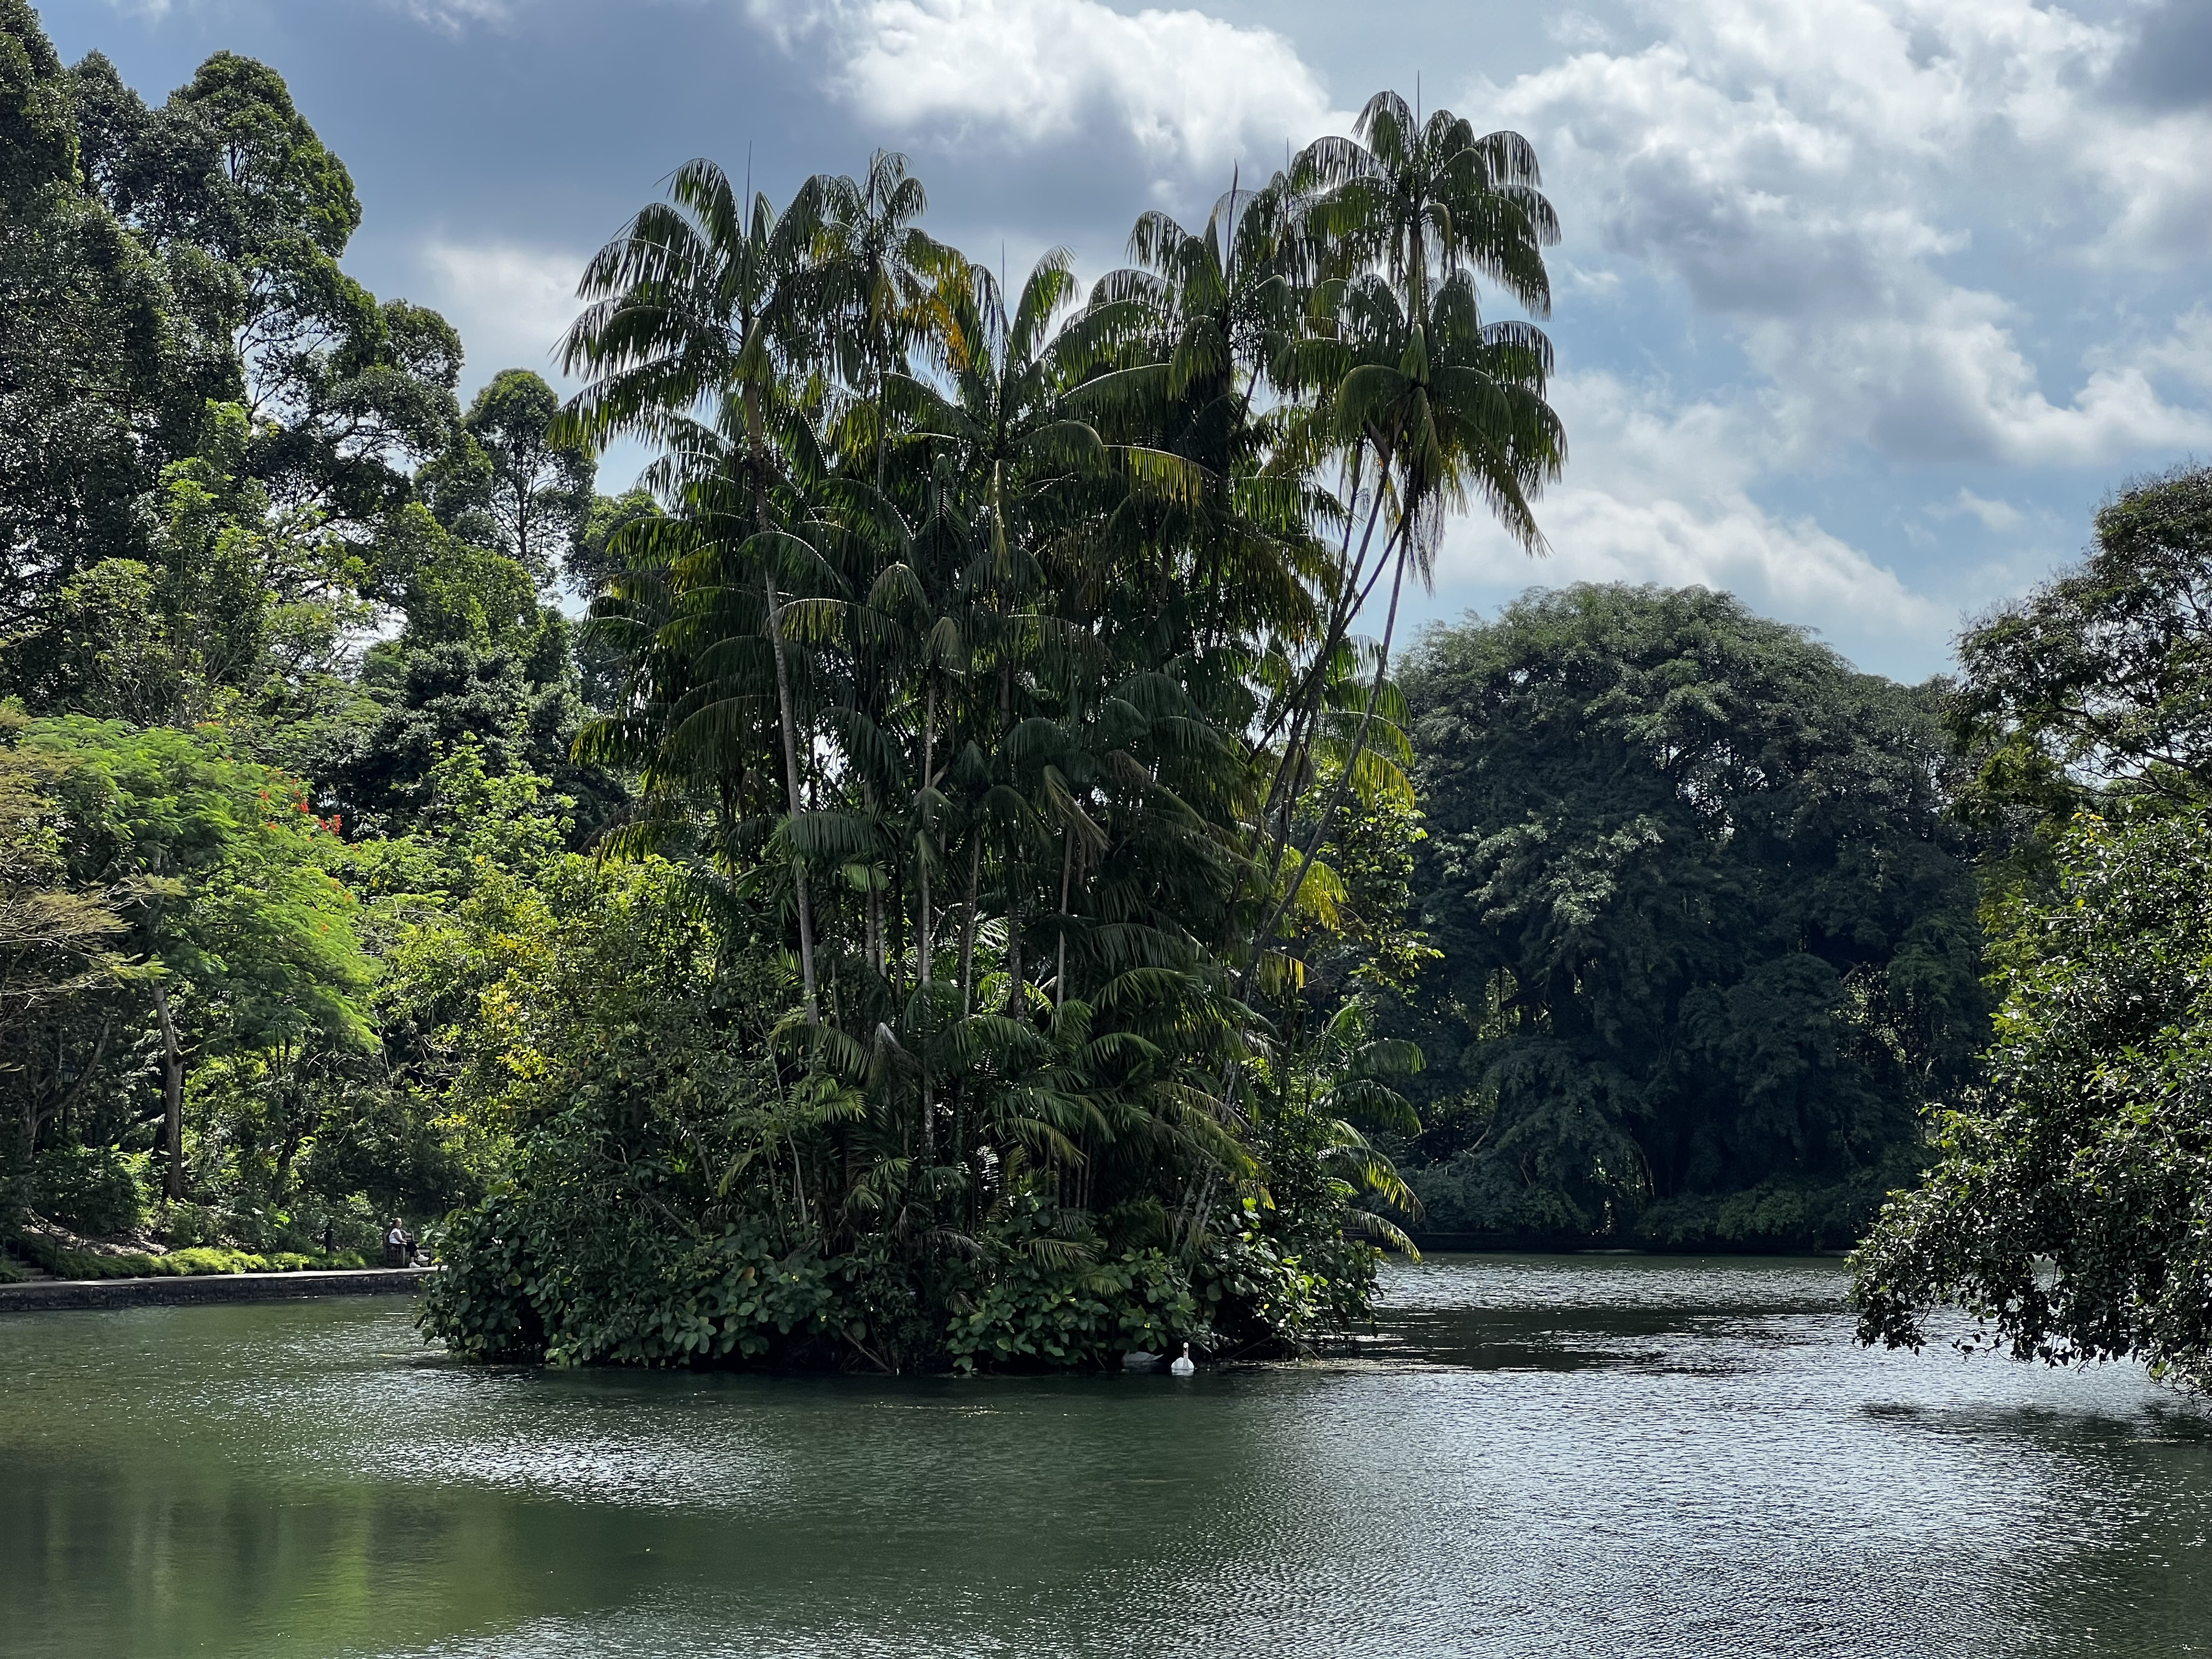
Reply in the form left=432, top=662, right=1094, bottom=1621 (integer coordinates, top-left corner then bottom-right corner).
left=1394, top=585, right=1987, bottom=1248
left=1855, top=465, right=2212, bottom=1388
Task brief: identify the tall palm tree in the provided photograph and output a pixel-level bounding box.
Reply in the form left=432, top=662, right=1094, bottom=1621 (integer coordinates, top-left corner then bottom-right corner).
left=1298, top=89, right=1558, bottom=321
left=1246, top=92, right=1564, bottom=945
left=813, top=150, right=952, bottom=490
left=1081, top=178, right=1313, bottom=658
left=895, top=253, right=1105, bottom=1011
left=559, top=161, right=833, bottom=1020
left=1262, top=265, right=1561, bottom=938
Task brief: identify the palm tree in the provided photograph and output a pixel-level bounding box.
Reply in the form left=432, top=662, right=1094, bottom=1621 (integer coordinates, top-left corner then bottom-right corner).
left=1080, top=176, right=1314, bottom=657
left=507, top=101, right=1558, bottom=1363
left=893, top=252, right=1110, bottom=1013
left=560, top=161, right=833, bottom=1020
left=813, top=150, right=952, bottom=490
left=1246, top=92, right=1564, bottom=945
left=1298, top=89, right=1558, bottom=321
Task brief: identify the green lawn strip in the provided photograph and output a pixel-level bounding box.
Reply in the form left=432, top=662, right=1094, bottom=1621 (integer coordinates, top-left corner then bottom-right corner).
left=4, top=1233, right=369, bottom=1280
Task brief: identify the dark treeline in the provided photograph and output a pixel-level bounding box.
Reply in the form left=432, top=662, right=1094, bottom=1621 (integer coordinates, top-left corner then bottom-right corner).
left=1386, top=586, right=1989, bottom=1251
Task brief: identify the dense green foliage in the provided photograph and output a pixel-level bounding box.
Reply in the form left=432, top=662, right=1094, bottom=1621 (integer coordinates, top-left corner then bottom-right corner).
left=1854, top=806, right=2212, bottom=1386
left=1951, top=464, right=2212, bottom=822
left=3, top=3, right=1558, bottom=1366
left=1854, top=466, right=2212, bottom=1387
left=27, top=2, right=2200, bottom=1389
left=1392, top=586, right=1988, bottom=1248
left=424, top=95, right=1565, bottom=1369
left=0, top=7, right=623, bottom=1268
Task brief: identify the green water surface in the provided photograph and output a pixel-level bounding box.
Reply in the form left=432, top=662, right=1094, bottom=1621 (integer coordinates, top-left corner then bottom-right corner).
left=2, top=1254, right=2206, bottom=1657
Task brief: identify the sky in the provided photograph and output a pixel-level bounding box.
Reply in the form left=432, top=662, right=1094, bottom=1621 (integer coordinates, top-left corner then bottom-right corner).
left=42, top=0, right=2212, bottom=680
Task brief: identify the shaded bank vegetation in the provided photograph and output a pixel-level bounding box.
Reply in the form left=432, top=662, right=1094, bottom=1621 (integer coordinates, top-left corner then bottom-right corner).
left=1853, top=465, right=2212, bottom=1390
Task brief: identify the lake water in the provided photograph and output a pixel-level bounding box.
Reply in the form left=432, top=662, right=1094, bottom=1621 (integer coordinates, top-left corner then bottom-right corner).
left=2, top=1254, right=2206, bottom=1657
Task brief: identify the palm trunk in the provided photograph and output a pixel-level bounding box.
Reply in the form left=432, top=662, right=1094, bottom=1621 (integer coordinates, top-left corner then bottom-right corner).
left=1055, top=826, right=1073, bottom=1009
left=1259, top=529, right=1412, bottom=950
left=865, top=783, right=885, bottom=980
left=958, top=837, right=982, bottom=1016
left=744, top=377, right=821, bottom=1025
left=153, top=980, right=186, bottom=1202
left=918, top=686, right=935, bottom=1162
left=766, top=566, right=822, bottom=1024
left=917, top=686, right=935, bottom=987
left=1233, top=446, right=1392, bottom=953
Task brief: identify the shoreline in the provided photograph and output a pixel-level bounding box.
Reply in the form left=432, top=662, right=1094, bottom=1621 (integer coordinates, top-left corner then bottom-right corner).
left=0, top=1266, right=433, bottom=1312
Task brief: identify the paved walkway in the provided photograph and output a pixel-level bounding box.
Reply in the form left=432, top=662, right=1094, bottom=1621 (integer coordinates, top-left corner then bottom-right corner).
left=0, top=1266, right=434, bottom=1312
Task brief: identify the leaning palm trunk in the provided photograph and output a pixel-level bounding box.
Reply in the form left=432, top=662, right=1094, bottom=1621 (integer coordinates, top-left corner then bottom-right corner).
left=763, top=562, right=821, bottom=1025
left=1255, top=520, right=1412, bottom=954
left=152, top=979, right=186, bottom=1201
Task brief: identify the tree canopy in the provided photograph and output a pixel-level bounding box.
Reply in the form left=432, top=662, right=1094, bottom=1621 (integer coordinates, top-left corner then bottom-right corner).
left=29, top=1, right=2195, bottom=1397
left=3, top=12, right=1579, bottom=1368
left=421, top=87, right=1567, bottom=1368
left=1392, top=585, right=1987, bottom=1248
left=1853, top=465, right=2212, bottom=1389
left=0, top=9, right=632, bottom=1268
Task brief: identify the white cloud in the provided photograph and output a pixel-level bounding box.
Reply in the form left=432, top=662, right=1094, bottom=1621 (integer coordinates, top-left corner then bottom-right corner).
left=1429, top=372, right=1948, bottom=663
left=389, top=0, right=521, bottom=31
left=416, top=242, right=589, bottom=391
left=745, top=0, right=1347, bottom=176
left=1740, top=290, right=2212, bottom=467
left=1934, top=488, right=2023, bottom=532
left=2131, top=305, right=2212, bottom=395
left=1484, top=0, right=2212, bottom=471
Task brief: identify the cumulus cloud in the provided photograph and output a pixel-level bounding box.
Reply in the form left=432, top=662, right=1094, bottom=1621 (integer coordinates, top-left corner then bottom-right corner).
left=1934, top=488, right=2023, bottom=532
left=389, top=0, right=523, bottom=30
left=416, top=242, right=589, bottom=390
left=743, top=0, right=1347, bottom=175
left=1427, top=372, right=1949, bottom=668
left=1486, top=0, right=2212, bottom=470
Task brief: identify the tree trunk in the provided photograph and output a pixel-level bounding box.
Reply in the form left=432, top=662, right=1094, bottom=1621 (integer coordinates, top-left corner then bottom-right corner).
left=958, top=838, right=982, bottom=1016
left=1234, top=442, right=1390, bottom=948
left=1055, top=826, right=1073, bottom=1009
left=1260, top=531, right=1412, bottom=950
left=918, top=686, right=935, bottom=1162
left=153, top=981, right=186, bottom=1202
left=743, top=374, right=821, bottom=1025
left=917, top=685, right=935, bottom=987
left=764, top=573, right=821, bottom=1022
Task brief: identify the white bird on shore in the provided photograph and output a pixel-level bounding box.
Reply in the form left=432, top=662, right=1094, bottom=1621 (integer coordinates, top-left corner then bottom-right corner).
left=1170, top=1342, right=1196, bottom=1377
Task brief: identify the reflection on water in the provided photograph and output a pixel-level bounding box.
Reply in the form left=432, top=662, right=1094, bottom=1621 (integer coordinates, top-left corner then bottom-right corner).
left=2, top=1255, right=2206, bottom=1657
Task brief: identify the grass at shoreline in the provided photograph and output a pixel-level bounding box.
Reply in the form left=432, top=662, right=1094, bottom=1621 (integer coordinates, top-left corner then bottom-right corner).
left=4, top=1232, right=371, bottom=1281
